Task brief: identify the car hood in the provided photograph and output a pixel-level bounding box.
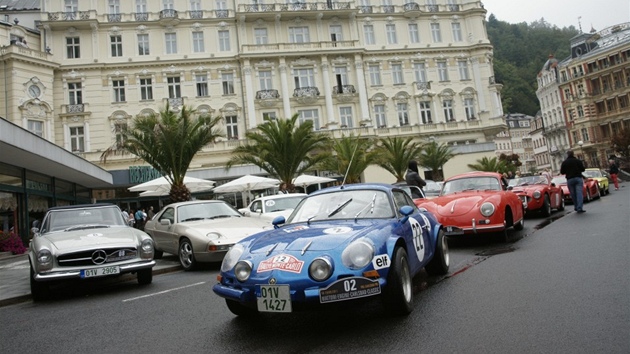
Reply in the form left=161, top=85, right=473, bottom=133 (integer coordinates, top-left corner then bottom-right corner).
left=510, top=186, right=543, bottom=194
left=419, top=192, right=499, bottom=217
left=181, top=217, right=272, bottom=243
left=246, top=221, right=380, bottom=254
left=39, top=227, right=142, bottom=253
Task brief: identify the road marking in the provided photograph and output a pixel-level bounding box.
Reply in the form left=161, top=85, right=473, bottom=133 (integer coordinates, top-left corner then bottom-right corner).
left=0, top=259, right=30, bottom=270
left=122, top=281, right=206, bottom=302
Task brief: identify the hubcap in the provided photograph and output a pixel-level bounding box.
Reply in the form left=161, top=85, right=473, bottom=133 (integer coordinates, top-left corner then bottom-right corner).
left=400, top=256, right=412, bottom=302
left=442, top=235, right=450, bottom=267
left=180, top=242, right=193, bottom=267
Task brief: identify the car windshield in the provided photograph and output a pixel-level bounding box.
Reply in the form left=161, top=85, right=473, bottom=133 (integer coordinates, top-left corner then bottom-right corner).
left=441, top=176, right=501, bottom=195
left=583, top=170, right=602, bottom=178
left=509, top=176, right=549, bottom=186
left=45, top=206, right=127, bottom=232
left=177, top=202, right=241, bottom=222
left=424, top=180, right=442, bottom=196
left=263, top=196, right=305, bottom=213
left=551, top=176, right=567, bottom=185
left=288, top=190, right=394, bottom=222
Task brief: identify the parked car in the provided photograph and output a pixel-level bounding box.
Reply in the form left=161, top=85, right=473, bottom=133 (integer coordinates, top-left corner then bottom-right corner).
left=583, top=168, right=610, bottom=195
left=507, top=175, right=564, bottom=216
left=415, top=172, right=525, bottom=242
left=393, top=182, right=426, bottom=201
left=423, top=180, right=443, bottom=199
left=143, top=200, right=271, bottom=270
left=213, top=183, right=449, bottom=316
left=550, top=175, right=601, bottom=204
left=29, top=203, right=156, bottom=301
left=238, top=193, right=307, bottom=222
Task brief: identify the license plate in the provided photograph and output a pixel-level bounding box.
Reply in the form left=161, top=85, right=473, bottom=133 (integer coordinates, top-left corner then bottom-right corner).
left=257, top=285, right=292, bottom=313
left=80, top=266, right=120, bottom=278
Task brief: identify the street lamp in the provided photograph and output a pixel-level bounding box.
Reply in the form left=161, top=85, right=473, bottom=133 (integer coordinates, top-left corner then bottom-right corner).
left=577, top=140, right=585, bottom=166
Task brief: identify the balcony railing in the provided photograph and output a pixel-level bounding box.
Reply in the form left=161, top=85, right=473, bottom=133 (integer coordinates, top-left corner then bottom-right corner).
left=293, top=87, right=320, bottom=97
left=189, top=10, right=203, bottom=19
left=403, top=3, right=421, bottom=11
left=134, top=12, right=148, bottom=21
left=159, top=9, right=178, bottom=19
left=332, top=85, right=356, bottom=94
left=448, top=4, right=461, bottom=11
left=256, top=89, right=280, bottom=100
left=47, top=11, right=91, bottom=21
left=415, top=81, right=432, bottom=90
left=382, top=5, right=395, bottom=13
left=66, top=104, right=85, bottom=113
left=242, top=40, right=357, bottom=53
left=216, top=9, right=229, bottom=18
left=358, top=5, right=373, bottom=13
left=426, top=5, right=439, bottom=12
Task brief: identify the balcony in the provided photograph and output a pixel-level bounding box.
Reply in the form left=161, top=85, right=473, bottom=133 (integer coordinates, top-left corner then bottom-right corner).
left=448, top=4, right=461, bottom=11
left=426, top=5, right=439, bottom=12
left=134, top=12, right=148, bottom=21
left=189, top=10, right=203, bottom=19
left=332, top=85, right=356, bottom=102
left=47, top=11, right=92, bottom=21
left=358, top=6, right=373, bottom=13
left=107, top=13, right=121, bottom=22
left=403, top=2, right=422, bottom=17
left=293, top=87, right=320, bottom=104
left=241, top=40, right=357, bottom=54
left=60, top=103, right=90, bottom=117
left=415, top=81, right=432, bottom=91
left=159, top=9, right=180, bottom=25
left=66, top=104, right=84, bottom=113
left=215, top=9, right=229, bottom=18
left=256, top=89, right=280, bottom=100
left=381, top=5, right=395, bottom=13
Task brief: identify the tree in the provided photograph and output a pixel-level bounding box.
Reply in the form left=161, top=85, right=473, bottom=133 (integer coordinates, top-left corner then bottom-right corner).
left=418, top=141, right=455, bottom=181
left=610, top=129, right=630, bottom=168
left=226, top=114, right=330, bottom=188
left=468, top=156, right=508, bottom=173
left=318, top=134, right=379, bottom=184
left=374, top=136, right=425, bottom=182
left=101, top=104, right=223, bottom=202
left=499, top=153, right=522, bottom=173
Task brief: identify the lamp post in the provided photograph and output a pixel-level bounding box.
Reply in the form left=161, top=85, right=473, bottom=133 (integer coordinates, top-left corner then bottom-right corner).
left=577, top=140, right=585, bottom=167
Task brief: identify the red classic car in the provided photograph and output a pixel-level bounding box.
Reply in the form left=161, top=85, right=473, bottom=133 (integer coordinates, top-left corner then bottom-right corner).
left=415, top=172, right=525, bottom=242
left=550, top=175, right=601, bottom=204
left=507, top=175, right=564, bottom=216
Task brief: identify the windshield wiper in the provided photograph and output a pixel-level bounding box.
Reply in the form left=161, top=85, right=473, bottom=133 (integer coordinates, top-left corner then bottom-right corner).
left=181, top=217, right=205, bottom=222
left=328, top=198, right=353, bottom=218
left=355, top=194, right=377, bottom=220
left=63, top=224, right=109, bottom=231
left=208, top=215, right=234, bottom=220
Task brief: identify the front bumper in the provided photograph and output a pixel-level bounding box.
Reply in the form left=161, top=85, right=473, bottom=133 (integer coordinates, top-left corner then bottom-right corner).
left=443, top=219, right=506, bottom=236
left=34, top=260, right=156, bottom=281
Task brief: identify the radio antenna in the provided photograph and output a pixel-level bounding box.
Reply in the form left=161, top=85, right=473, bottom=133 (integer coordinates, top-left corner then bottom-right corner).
left=341, top=137, right=359, bottom=186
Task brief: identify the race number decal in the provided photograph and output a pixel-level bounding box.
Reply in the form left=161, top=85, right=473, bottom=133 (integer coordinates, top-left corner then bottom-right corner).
left=409, top=217, right=425, bottom=262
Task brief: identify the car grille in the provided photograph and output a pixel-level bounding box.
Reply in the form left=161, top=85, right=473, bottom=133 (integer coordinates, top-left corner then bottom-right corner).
left=518, top=195, right=530, bottom=204
left=57, top=248, right=138, bottom=267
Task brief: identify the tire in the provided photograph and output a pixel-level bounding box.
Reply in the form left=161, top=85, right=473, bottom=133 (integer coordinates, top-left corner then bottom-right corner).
left=30, top=265, right=50, bottom=301
left=226, top=299, right=259, bottom=317
left=137, top=268, right=153, bottom=285
left=153, top=249, right=163, bottom=259
left=557, top=195, right=565, bottom=211
left=595, top=187, right=601, bottom=199
left=179, top=238, right=197, bottom=271
left=513, top=214, right=525, bottom=231
left=382, top=247, right=413, bottom=315
left=585, top=189, right=591, bottom=203
left=425, top=229, right=449, bottom=276
left=541, top=195, right=552, bottom=217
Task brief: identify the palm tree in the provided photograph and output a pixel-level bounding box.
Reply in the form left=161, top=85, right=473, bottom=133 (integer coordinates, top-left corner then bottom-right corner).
left=374, top=136, right=425, bottom=182
left=468, top=156, right=508, bottom=173
left=226, top=114, right=330, bottom=188
left=418, top=141, right=455, bottom=181
left=318, top=134, right=379, bottom=184
left=101, top=104, right=223, bottom=202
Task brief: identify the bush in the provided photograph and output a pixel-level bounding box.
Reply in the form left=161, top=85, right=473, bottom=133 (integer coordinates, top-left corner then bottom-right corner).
left=0, top=231, right=27, bottom=255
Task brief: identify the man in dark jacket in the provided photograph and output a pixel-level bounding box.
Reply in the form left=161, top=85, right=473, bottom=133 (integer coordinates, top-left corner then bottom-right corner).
left=560, top=150, right=586, bottom=213
left=405, top=160, right=427, bottom=190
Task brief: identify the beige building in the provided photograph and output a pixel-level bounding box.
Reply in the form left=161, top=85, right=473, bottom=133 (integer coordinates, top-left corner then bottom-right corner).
left=2, top=0, right=506, bottom=196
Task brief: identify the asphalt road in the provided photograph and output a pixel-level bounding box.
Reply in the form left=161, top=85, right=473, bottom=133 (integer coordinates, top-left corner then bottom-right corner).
left=0, top=188, right=628, bottom=353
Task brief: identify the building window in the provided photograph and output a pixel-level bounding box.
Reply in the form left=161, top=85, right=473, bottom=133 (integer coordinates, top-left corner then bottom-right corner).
left=263, top=112, right=277, bottom=121
left=68, top=82, right=82, bottom=104
left=458, top=60, right=469, bottom=80
left=165, top=33, right=177, bottom=54
left=408, top=23, right=420, bottom=43
left=413, top=62, right=427, bottom=82
left=111, top=35, right=123, bottom=57
left=254, top=28, right=268, bottom=45
left=451, top=22, right=462, bottom=42
left=114, top=121, right=127, bottom=144
left=443, top=100, right=454, bottom=121
left=577, top=105, right=584, bottom=117
left=298, top=109, right=320, bottom=130
left=259, top=70, right=272, bottom=90
left=397, top=103, right=409, bottom=126
left=28, top=120, right=44, bottom=137
left=195, top=74, right=208, bottom=97
left=192, top=31, right=204, bottom=52
left=66, top=37, right=80, bottom=59
left=329, top=25, right=343, bottom=42
left=163, top=0, right=174, bottom=9
left=136, top=0, right=147, bottom=13
left=391, top=63, right=404, bottom=85
left=374, top=104, right=387, bottom=127
left=386, top=24, right=397, bottom=44
left=140, top=78, right=153, bottom=100
left=70, top=126, right=85, bottom=152
left=65, top=0, right=78, bottom=12
left=190, top=0, right=201, bottom=11
left=226, top=115, right=238, bottom=139
left=580, top=127, right=589, bottom=142
left=430, top=23, right=442, bottom=43
left=464, top=98, right=475, bottom=120
left=420, top=101, right=432, bottom=124
left=218, top=30, right=230, bottom=51
left=138, top=34, right=150, bottom=55
left=293, top=68, right=315, bottom=88
left=289, top=27, right=310, bottom=43
left=364, top=25, right=375, bottom=45
left=113, top=79, right=126, bottom=102
left=368, top=64, right=381, bottom=86
left=334, top=66, right=348, bottom=86
left=437, top=62, right=449, bottom=81
left=222, top=72, right=235, bottom=94
left=109, top=0, right=120, bottom=13
left=167, top=76, right=181, bottom=98
left=339, top=107, right=353, bottom=128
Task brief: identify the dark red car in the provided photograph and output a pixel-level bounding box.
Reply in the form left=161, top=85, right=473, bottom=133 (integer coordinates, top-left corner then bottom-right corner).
left=507, top=175, right=564, bottom=216
left=550, top=175, right=601, bottom=204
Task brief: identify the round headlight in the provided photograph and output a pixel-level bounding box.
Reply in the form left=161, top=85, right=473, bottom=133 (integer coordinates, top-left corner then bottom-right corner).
left=140, top=238, right=154, bottom=259
left=309, top=257, right=332, bottom=281
left=480, top=202, right=495, bottom=217
left=234, top=260, right=252, bottom=282
left=221, top=244, right=244, bottom=273
left=37, top=249, right=53, bottom=271
left=533, top=191, right=541, bottom=199
left=342, top=239, right=375, bottom=270
left=206, top=232, right=221, bottom=241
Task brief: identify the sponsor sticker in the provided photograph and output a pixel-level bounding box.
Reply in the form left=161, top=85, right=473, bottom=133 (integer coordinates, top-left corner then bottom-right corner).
left=323, top=226, right=353, bottom=234
left=257, top=254, right=304, bottom=273
left=283, top=225, right=310, bottom=233
left=372, top=254, right=390, bottom=270
left=319, top=277, right=381, bottom=303
left=264, top=200, right=276, bottom=207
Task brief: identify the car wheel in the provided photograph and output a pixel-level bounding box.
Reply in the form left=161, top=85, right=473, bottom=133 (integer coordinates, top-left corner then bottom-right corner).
left=137, top=268, right=153, bottom=285
left=541, top=195, right=552, bottom=217
left=382, top=247, right=413, bottom=315
left=226, top=299, right=259, bottom=317
left=30, top=265, right=50, bottom=301
left=595, top=187, right=601, bottom=199
left=513, top=213, right=525, bottom=230
left=585, top=189, right=591, bottom=203
left=153, top=249, right=163, bottom=259
left=558, top=195, right=565, bottom=211
left=425, top=229, right=449, bottom=276
left=179, top=238, right=197, bottom=271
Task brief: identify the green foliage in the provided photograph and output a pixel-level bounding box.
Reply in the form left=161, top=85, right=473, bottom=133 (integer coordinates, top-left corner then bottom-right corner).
left=318, top=134, right=379, bottom=184
left=417, top=141, right=455, bottom=181
left=468, top=156, right=508, bottom=173
left=226, top=114, right=331, bottom=187
left=610, top=130, right=630, bottom=160
left=374, top=136, right=425, bottom=182
left=499, top=153, right=522, bottom=172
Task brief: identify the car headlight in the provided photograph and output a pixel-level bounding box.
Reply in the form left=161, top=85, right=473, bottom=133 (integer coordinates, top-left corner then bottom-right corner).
left=140, top=238, right=154, bottom=259
left=207, top=232, right=221, bottom=241
left=341, top=239, right=374, bottom=270
left=480, top=202, right=495, bottom=217
left=234, top=260, right=252, bottom=282
left=309, top=257, right=332, bottom=281
left=36, top=249, right=53, bottom=272
left=533, top=191, right=541, bottom=199
left=221, top=244, right=244, bottom=273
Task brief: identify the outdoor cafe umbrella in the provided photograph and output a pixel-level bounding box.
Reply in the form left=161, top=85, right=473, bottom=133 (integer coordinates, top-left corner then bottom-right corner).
left=292, top=174, right=336, bottom=189
left=128, top=175, right=215, bottom=195
left=212, top=174, right=280, bottom=194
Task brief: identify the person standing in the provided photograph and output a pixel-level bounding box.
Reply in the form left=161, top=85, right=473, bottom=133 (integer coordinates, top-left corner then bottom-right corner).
left=134, top=208, right=145, bottom=229
left=121, top=208, right=130, bottom=225
left=147, top=206, right=155, bottom=220
left=608, top=159, right=620, bottom=191
left=560, top=150, right=586, bottom=213
left=405, top=160, right=427, bottom=190
left=277, top=183, right=289, bottom=194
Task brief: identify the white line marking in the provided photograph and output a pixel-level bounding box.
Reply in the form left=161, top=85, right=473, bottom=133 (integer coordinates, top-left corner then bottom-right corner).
left=123, top=281, right=206, bottom=302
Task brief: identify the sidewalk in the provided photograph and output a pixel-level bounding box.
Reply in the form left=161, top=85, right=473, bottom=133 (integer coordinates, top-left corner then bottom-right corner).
left=0, top=252, right=182, bottom=307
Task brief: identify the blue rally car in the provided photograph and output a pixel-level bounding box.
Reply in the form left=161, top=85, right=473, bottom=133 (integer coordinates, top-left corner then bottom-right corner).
left=212, top=183, right=449, bottom=316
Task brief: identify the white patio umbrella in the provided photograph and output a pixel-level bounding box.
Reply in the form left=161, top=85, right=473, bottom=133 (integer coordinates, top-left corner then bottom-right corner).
left=128, top=175, right=215, bottom=195
left=212, top=174, right=280, bottom=194
left=292, top=174, right=336, bottom=189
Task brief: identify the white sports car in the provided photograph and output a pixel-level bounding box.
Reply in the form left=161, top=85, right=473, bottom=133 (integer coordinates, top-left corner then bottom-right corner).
left=238, top=193, right=307, bottom=222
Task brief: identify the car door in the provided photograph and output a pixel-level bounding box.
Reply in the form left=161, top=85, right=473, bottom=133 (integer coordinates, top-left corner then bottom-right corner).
left=151, top=206, right=178, bottom=254
left=392, top=190, right=429, bottom=273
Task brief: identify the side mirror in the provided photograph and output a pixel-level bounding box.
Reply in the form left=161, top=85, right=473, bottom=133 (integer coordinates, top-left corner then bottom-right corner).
left=159, top=219, right=171, bottom=226
left=272, top=215, right=286, bottom=229
left=507, top=186, right=513, bottom=191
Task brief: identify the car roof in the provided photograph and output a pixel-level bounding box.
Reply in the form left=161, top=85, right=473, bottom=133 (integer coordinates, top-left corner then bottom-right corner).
left=163, top=200, right=228, bottom=208
left=47, top=203, right=117, bottom=211
left=311, top=183, right=399, bottom=196
left=445, top=171, right=501, bottom=181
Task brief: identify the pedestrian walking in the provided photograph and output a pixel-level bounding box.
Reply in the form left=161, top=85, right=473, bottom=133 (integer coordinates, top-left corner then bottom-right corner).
left=121, top=208, right=129, bottom=224
left=134, top=209, right=145, bottom=230
left=405, top=160, right=427, bottom=190
left=608, top=159, right=620, bottom=191
left=127, top=209, right=136, bottom=227
left=560, top=150, right=586, bottom=213
left=147, top=206, right=155, bottom=220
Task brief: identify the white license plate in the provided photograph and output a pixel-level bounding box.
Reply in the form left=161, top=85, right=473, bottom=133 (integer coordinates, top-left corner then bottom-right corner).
left=257, top=285, right=292, bottom=313
left=80, top=266, right=120, bottom=278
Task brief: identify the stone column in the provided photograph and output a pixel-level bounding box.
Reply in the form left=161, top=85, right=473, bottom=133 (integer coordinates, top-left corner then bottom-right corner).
left=242, top=60, right=257, bottom=129
left=354, top=55, right=370, bottom=122
left=278, top=58, right=292, bottom=119
left=320, top=58, right=335, bottom=126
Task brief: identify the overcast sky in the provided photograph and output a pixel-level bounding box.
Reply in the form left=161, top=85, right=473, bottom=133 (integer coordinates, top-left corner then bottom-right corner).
left=481, top=0, right=630, bottom=32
